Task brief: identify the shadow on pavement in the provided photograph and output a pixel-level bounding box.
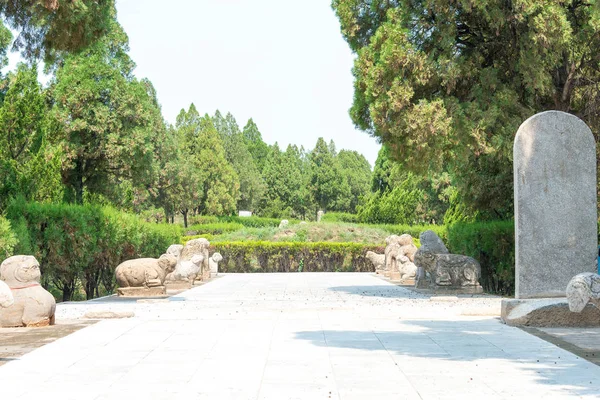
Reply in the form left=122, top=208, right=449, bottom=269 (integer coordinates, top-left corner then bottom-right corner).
left=294, top=319, right=600, bottom=397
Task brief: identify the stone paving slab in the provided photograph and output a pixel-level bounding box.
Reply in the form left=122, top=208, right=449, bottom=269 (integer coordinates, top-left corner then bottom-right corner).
left=0, top=273, right=599, bottom=399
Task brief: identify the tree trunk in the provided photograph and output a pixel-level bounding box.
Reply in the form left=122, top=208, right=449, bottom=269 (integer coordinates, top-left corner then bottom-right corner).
left=182, top=209, right=188, bottom=228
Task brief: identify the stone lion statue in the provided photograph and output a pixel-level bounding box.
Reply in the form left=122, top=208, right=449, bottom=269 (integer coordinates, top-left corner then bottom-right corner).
left=0, top=255, right=56, bottom=327
left=0, top=279, right=13, bottom=308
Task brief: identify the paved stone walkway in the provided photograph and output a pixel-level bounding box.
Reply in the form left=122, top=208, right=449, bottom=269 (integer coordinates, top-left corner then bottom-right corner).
left=1, top=273, right=599, bottom=399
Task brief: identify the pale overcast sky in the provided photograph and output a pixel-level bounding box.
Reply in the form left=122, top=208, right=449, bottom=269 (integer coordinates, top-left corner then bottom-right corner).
left=116, top=0, right=381, bottom=166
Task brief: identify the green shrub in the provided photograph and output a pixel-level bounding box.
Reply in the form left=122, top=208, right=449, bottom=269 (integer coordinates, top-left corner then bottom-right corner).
left=321, top=212, right=360, bottom=223
left=0, top=215, right=17, bottom=258
left=186, top=222, right=244, bottom=235
left=446, top=221, right=514, bottom=295
left=5, top=200, right=182, bottom=301
left=210, top=241, right=385, bottom=273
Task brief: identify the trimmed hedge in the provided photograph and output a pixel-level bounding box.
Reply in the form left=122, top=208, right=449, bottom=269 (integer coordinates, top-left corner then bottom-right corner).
left=446, top=221, right=514, bottom=295
left=5, top=200, right=182, bottom=301
left=321, top=212, right=360, bottom=223
left=210, top=241, right=384, bottom=273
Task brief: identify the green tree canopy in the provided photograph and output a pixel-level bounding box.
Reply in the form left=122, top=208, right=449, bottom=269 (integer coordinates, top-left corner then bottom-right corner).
left=332, top=0, right=600, bottom=219
left=309, top=137, right=351, bottom=212
left=52, top=23, right=158, bottom=204
left=243, top=118, right=269, bottom=173
left=337, top=149, right=372, bottom=213
left=0, top=0, right=115, bottom=62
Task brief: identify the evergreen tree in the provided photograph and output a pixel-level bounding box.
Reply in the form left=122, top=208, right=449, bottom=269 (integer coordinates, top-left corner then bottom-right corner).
left=51, top=23, right=158, bottom=204
left=309, top=138, right=351, bottom=212
left=0, top=63, right=62, bottom=208
left=337, top=149, right=372, bottom=213
left=242, top=118, right=269, bottom=173
left=212, top=111, right=264, bottom=212
left=332, top=0, right=600, bottom=218
left=0, top=0, right=115, bottom=62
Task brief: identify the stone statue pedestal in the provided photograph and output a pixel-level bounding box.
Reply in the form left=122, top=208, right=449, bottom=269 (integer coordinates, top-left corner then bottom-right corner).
left=117, top=286, right=167, bottom=297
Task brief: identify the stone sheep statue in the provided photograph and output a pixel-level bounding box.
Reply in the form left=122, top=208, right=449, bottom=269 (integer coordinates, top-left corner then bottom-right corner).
left=0, top=255, right=56, bottom=327
left=115, top=254, right=177, bottom=297
left=279, top=219, right=289, bottom=229
left=0, top=279, right=14, bottom=308
left=169, top=254, right=204, bottom=288
left=209, top=253, right=223, bottom=277
left=566, top=272, right=600, bottom=312
left=413, top=230, right=482, bottom=292
left=366, top=251, right=385, bottom=274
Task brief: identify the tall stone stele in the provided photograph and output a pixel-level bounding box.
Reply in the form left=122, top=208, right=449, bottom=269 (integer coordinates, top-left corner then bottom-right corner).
left=514, top=111, right=597, bottom=299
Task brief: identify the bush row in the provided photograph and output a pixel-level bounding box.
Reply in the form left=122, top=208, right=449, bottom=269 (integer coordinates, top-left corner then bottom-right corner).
left=320, top=212, right=360, bottom=223
left=5, top=200, right=182, bottom=301
left=210, top=241, right=385, bottom=273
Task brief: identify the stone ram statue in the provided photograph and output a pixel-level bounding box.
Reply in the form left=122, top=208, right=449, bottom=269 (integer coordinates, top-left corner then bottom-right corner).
left=566, top=272, right=600, bottom=312
left=115, top=254, right=177, bottom=297
left=366, top=251, right=385, bottom=274
left=0, top=255, right=56, bottom=327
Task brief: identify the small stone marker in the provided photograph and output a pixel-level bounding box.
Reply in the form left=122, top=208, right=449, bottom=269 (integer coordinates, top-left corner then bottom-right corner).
left=514, top=111, right=597, bottom=298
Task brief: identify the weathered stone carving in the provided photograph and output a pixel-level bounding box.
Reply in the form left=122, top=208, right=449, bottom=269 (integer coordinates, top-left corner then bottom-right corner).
left=169, top=255, right=204, bottom=287
left=317, top=210, right=324, bottom=222
left=385, top=234, right=418, bottom=282
left=166, top=244, right=184, bottom=259
left=414, top=231, right=449, bottom=288
left=414, top=230, right=482, bottom=293
left=180, top=238, right=210, bottom=281
left=209, top=253, right=223, bottom=277
left=279, top=219, right=289, bottom=229
left=0, top=256, right=56, bottom=327
left=366, top=251, right=385, bottom=274
left=0, top=279, right=14, bottom=308
left=115, top=254, right=177, bottom=297
left=567, top=272, right=600, bottom=312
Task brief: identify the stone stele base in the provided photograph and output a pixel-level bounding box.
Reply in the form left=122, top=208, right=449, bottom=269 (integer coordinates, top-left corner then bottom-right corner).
left=501, top=298, right=600, bottom=327
left=117, top=286, right=167, bottom=297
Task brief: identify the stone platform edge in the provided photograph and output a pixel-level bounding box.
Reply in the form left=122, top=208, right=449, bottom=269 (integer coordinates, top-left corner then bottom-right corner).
left=501, top=298, right=600, bottom=327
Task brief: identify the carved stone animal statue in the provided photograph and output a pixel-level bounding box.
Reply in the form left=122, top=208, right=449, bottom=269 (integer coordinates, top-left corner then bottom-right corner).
left=279, top=220, right=289, bottom=229
left=567, top=272, right=600, bottom=312
left=384, top=234, right=418, bottom=281
left=366, top=251, right=385, bottom=274
left=0, top=279, right=14, bottom=308
left=166, top=244, right=184, bottom=259
left=209, top=253, right=223, bottom=276
left=180, top=238, right=210, bottom=281
left=0, top=255, right=56, bottom=327
left=170, top=255, right=205, bottom=287
left=115, top=254, right=177, bottom=289
left=413, top=231, right=481, bottom=291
